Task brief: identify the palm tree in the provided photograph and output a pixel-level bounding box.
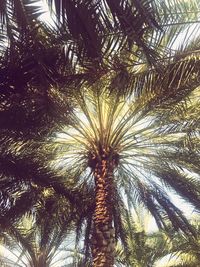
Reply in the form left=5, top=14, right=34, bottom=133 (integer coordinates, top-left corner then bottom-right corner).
left=0, top=191, right=85, bottom=267
left=115, top=208, right=172, bottom=267
left=0, top=1, right=200, bottom=266
left=47, top=71, right=200, bottom=266
left=160, top=216, right=200, bottom=267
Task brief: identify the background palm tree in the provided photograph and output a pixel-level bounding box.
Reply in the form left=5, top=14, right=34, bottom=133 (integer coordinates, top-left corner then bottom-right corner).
left=159, top=216, right=200, bottom=267
left=115, top=211, right=200, bottom=267
left=0, top=0, right=200, bottom=266
left=0, top=191, right=85, bottom=267
left=115, top=207, right=172, bottom=267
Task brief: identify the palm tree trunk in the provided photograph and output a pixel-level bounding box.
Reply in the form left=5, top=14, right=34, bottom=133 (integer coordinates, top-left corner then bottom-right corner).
left=91, top=159, right=115, bottom=267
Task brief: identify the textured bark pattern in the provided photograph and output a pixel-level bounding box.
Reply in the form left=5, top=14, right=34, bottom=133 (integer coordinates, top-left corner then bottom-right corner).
left=91, top=159, right=115, bottom=267
left=34, top=252, right=48, bottom=267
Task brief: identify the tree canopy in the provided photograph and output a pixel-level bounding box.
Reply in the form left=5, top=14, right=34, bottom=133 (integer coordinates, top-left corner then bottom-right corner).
left=0, top=0, right=200, bottom=266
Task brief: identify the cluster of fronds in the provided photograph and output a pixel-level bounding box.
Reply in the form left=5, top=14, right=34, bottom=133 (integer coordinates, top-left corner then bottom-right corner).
left=0, top=0, right=200, bottom=266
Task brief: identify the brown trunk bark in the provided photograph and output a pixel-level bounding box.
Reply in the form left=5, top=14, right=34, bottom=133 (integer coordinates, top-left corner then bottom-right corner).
left=34, top=251, right=48, bottom=267
left=91, top=159, right=115, bottom=267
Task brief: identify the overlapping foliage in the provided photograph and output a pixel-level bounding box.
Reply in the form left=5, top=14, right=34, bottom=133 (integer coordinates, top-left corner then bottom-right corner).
left=0, top=0, right=200, bottom=265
